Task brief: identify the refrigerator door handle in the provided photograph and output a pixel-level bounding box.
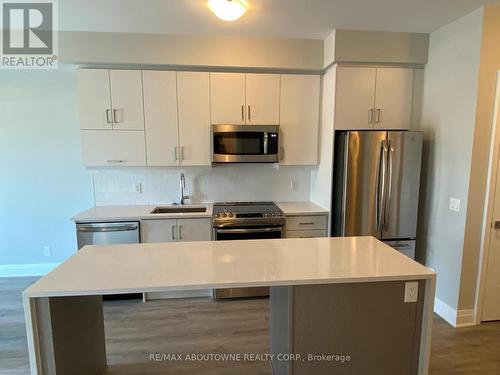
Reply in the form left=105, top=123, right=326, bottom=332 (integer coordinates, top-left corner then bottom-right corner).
left=384, top=141, right=394, bottom=231
left=340, top=133, right=350, bottom=236
left=376, top=140, right=388, bottom=233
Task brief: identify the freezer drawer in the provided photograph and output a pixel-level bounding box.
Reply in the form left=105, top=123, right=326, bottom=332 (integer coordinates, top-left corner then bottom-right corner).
left=384, top=240, right=415, bottom=259
left=76, top=221, right=140, bottom=249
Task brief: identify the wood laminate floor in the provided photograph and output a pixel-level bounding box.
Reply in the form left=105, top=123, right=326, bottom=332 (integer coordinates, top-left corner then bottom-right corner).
left=2, top=277, right=500, bottom=374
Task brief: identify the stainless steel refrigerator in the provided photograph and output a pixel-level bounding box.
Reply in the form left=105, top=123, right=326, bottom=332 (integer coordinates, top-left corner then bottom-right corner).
left=332, top=131, right=423, bottom=258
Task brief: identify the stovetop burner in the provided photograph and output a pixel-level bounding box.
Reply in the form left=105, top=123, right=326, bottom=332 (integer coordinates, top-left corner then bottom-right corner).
left=212, top=201, right=285, bottom=228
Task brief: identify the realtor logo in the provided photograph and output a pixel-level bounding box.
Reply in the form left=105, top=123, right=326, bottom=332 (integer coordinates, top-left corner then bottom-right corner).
left=1, top=0, right=58, bottom=69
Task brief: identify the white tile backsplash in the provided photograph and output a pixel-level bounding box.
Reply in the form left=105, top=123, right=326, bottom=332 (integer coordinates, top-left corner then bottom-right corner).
left=92, top=165, right=312, bottom=206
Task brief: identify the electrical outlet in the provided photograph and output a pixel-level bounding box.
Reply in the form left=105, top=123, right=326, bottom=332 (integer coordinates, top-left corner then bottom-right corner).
left=133, top=183, right=142, bottom=194
left=449, top=197, right=460, bottom=212
left=404, top=281, right=419, bottom=303
left=43, top=246, right=51, bottom=257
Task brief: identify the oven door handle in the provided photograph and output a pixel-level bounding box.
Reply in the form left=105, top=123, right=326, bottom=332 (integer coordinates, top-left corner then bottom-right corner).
left=216, top=227, right=283, bottom=234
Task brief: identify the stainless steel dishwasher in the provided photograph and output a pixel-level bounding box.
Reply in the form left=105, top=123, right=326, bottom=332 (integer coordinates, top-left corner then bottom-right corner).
left=76, top=221, right=141, bottom=300
left=76, top=221, right=140, bottom=249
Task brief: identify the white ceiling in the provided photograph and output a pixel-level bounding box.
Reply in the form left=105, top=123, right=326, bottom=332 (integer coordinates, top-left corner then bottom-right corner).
left=60, top=0, right=499, bottom=39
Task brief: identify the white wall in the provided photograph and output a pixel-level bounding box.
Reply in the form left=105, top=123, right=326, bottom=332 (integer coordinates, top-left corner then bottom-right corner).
left=415, top=8, right=483, bottom=311
left=93, top=165, right=312, bottom=206
left=0, top=67, right=94, bottom=268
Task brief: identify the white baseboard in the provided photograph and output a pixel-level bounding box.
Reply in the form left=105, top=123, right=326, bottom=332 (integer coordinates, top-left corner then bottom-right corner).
left=0, top=262, right=61, bottom=277
left=145, top=289, right=212, bottom=301
left=434, top=297, right=476, bottom=327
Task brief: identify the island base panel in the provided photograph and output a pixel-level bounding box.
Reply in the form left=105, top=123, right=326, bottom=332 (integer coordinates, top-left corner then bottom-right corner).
left=27, top=295, right=107, bottom=375
left=270, top=281, right=425, bottom=375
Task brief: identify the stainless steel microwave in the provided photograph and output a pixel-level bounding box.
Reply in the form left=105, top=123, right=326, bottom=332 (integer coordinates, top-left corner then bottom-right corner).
left=212, top=124, right=279, bottom=163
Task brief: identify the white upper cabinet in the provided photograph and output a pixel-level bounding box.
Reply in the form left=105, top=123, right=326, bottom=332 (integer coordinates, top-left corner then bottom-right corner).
left=245, top=73, right=280, bottom=124
left=334, top=66, right=414, bottom=131
left=177, top=72, right=211, bottom=166
left=77, top=69, right=145, bottom=130
left=210, top=72, right=280, bottom=125
left=210, top=72, right=246, bottom=125
left=279, top=74, right=320, bottom=165
left=374, top=68, right=414, bottom=130
left=142, top=71, right=179, bottom=166
left=334, top=66, right=377, bottom=130
left=77, top=69, right=113, bottom=130
left=108, top=70, right=145, bottom=130
left=80, top=130, right=146, bottom=167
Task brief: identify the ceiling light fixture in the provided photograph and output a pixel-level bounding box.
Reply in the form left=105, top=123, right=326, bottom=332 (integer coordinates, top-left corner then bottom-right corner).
left=207, top=0, right=248, bottom=22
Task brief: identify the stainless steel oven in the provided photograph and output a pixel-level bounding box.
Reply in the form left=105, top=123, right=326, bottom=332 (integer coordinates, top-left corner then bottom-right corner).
left=212, top=202, right=285, bottom=299
left=212, top=124, right=279, bottom=163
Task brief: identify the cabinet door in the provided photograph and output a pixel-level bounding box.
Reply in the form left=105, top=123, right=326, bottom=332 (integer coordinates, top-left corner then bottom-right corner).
left=246, top=73, right=280, bottom=125
left=143, top=71, right=179, bottom=166
left=177, top=72, right=211, bottom=166
left=77, top=69, right=112, bottom=130
left=334, top=66, right=376, bottom=130
left=210, top=72, right=246, bottom=125
left=109, top=70, right=145, bottom=130
left=177, top=219, right=211, bottom=241
left=374, top=68, right=413, bottom=130
left=141, top=219, right=177, bottom=243
left=80, top=130, right=146, bottom=167
left=279, top=75, right=320, bottom=165
left=286, top=230, right=327, bottom=238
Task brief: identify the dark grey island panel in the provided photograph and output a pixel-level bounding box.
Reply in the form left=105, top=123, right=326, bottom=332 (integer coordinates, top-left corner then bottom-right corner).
left=270, top=280, right=426, bottom=375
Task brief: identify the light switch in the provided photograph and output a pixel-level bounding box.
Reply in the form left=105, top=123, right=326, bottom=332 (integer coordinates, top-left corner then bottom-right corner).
left=43, top=246, right=51, bottom=257
left=449, top=197, right=461, bottom=212
left=404, top=281, right=419, bottom=303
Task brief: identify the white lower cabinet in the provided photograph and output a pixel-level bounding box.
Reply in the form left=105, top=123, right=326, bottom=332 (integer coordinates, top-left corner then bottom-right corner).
left=286, top=229, right=327, bottom=238
left=285, top=214, right=328, bottom=238
left=141, top=218, right=211, bottom=243
left=80, top=130, right=146, bottom=167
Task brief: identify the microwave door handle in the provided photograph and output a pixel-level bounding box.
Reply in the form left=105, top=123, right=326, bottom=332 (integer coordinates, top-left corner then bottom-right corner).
left=263, top=132, right=269, bottom=155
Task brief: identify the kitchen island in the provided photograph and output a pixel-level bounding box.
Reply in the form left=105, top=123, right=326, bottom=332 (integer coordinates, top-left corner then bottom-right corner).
left=23, top=236, right=435, bottom=375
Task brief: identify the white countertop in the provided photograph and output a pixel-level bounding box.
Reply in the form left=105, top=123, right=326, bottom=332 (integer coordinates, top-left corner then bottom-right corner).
left=71, top=204, right=214, bottom=222
left=25, top=237, right=434, bottom=298
left=71, top=202, right=328, bottom=222
left=276, top=201, right=328, bottom=216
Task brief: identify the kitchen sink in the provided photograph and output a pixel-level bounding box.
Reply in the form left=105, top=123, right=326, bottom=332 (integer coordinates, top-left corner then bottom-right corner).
left=150, top=206, right=207, bottom=214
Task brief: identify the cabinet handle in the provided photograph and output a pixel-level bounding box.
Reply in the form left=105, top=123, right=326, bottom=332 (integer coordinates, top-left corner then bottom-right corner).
left=105, top=109, right=113, bottom=124
left=112, top=109, right=119, bottom=123
left=376, top=109, right=382, bottom=123
left=178, top=225, right=183, bottom=240
left=180, top=146, right=185, bottom=161
left=106, top=159, right=125, bottom=163
left=248, top=105, right=251, bottom=122
left=241, top=105, right=245, bottom=122
left=368, top=109, right=374, bottom=124
left=171, top=225, right=176, bottom=241
left=174, top=147, right=179, bottom=161
left=299, top=222, right=314, bottom=225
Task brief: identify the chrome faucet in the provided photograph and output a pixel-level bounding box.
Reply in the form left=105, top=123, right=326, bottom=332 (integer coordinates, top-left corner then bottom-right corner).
left=179, top=173, right=191, bottom=205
